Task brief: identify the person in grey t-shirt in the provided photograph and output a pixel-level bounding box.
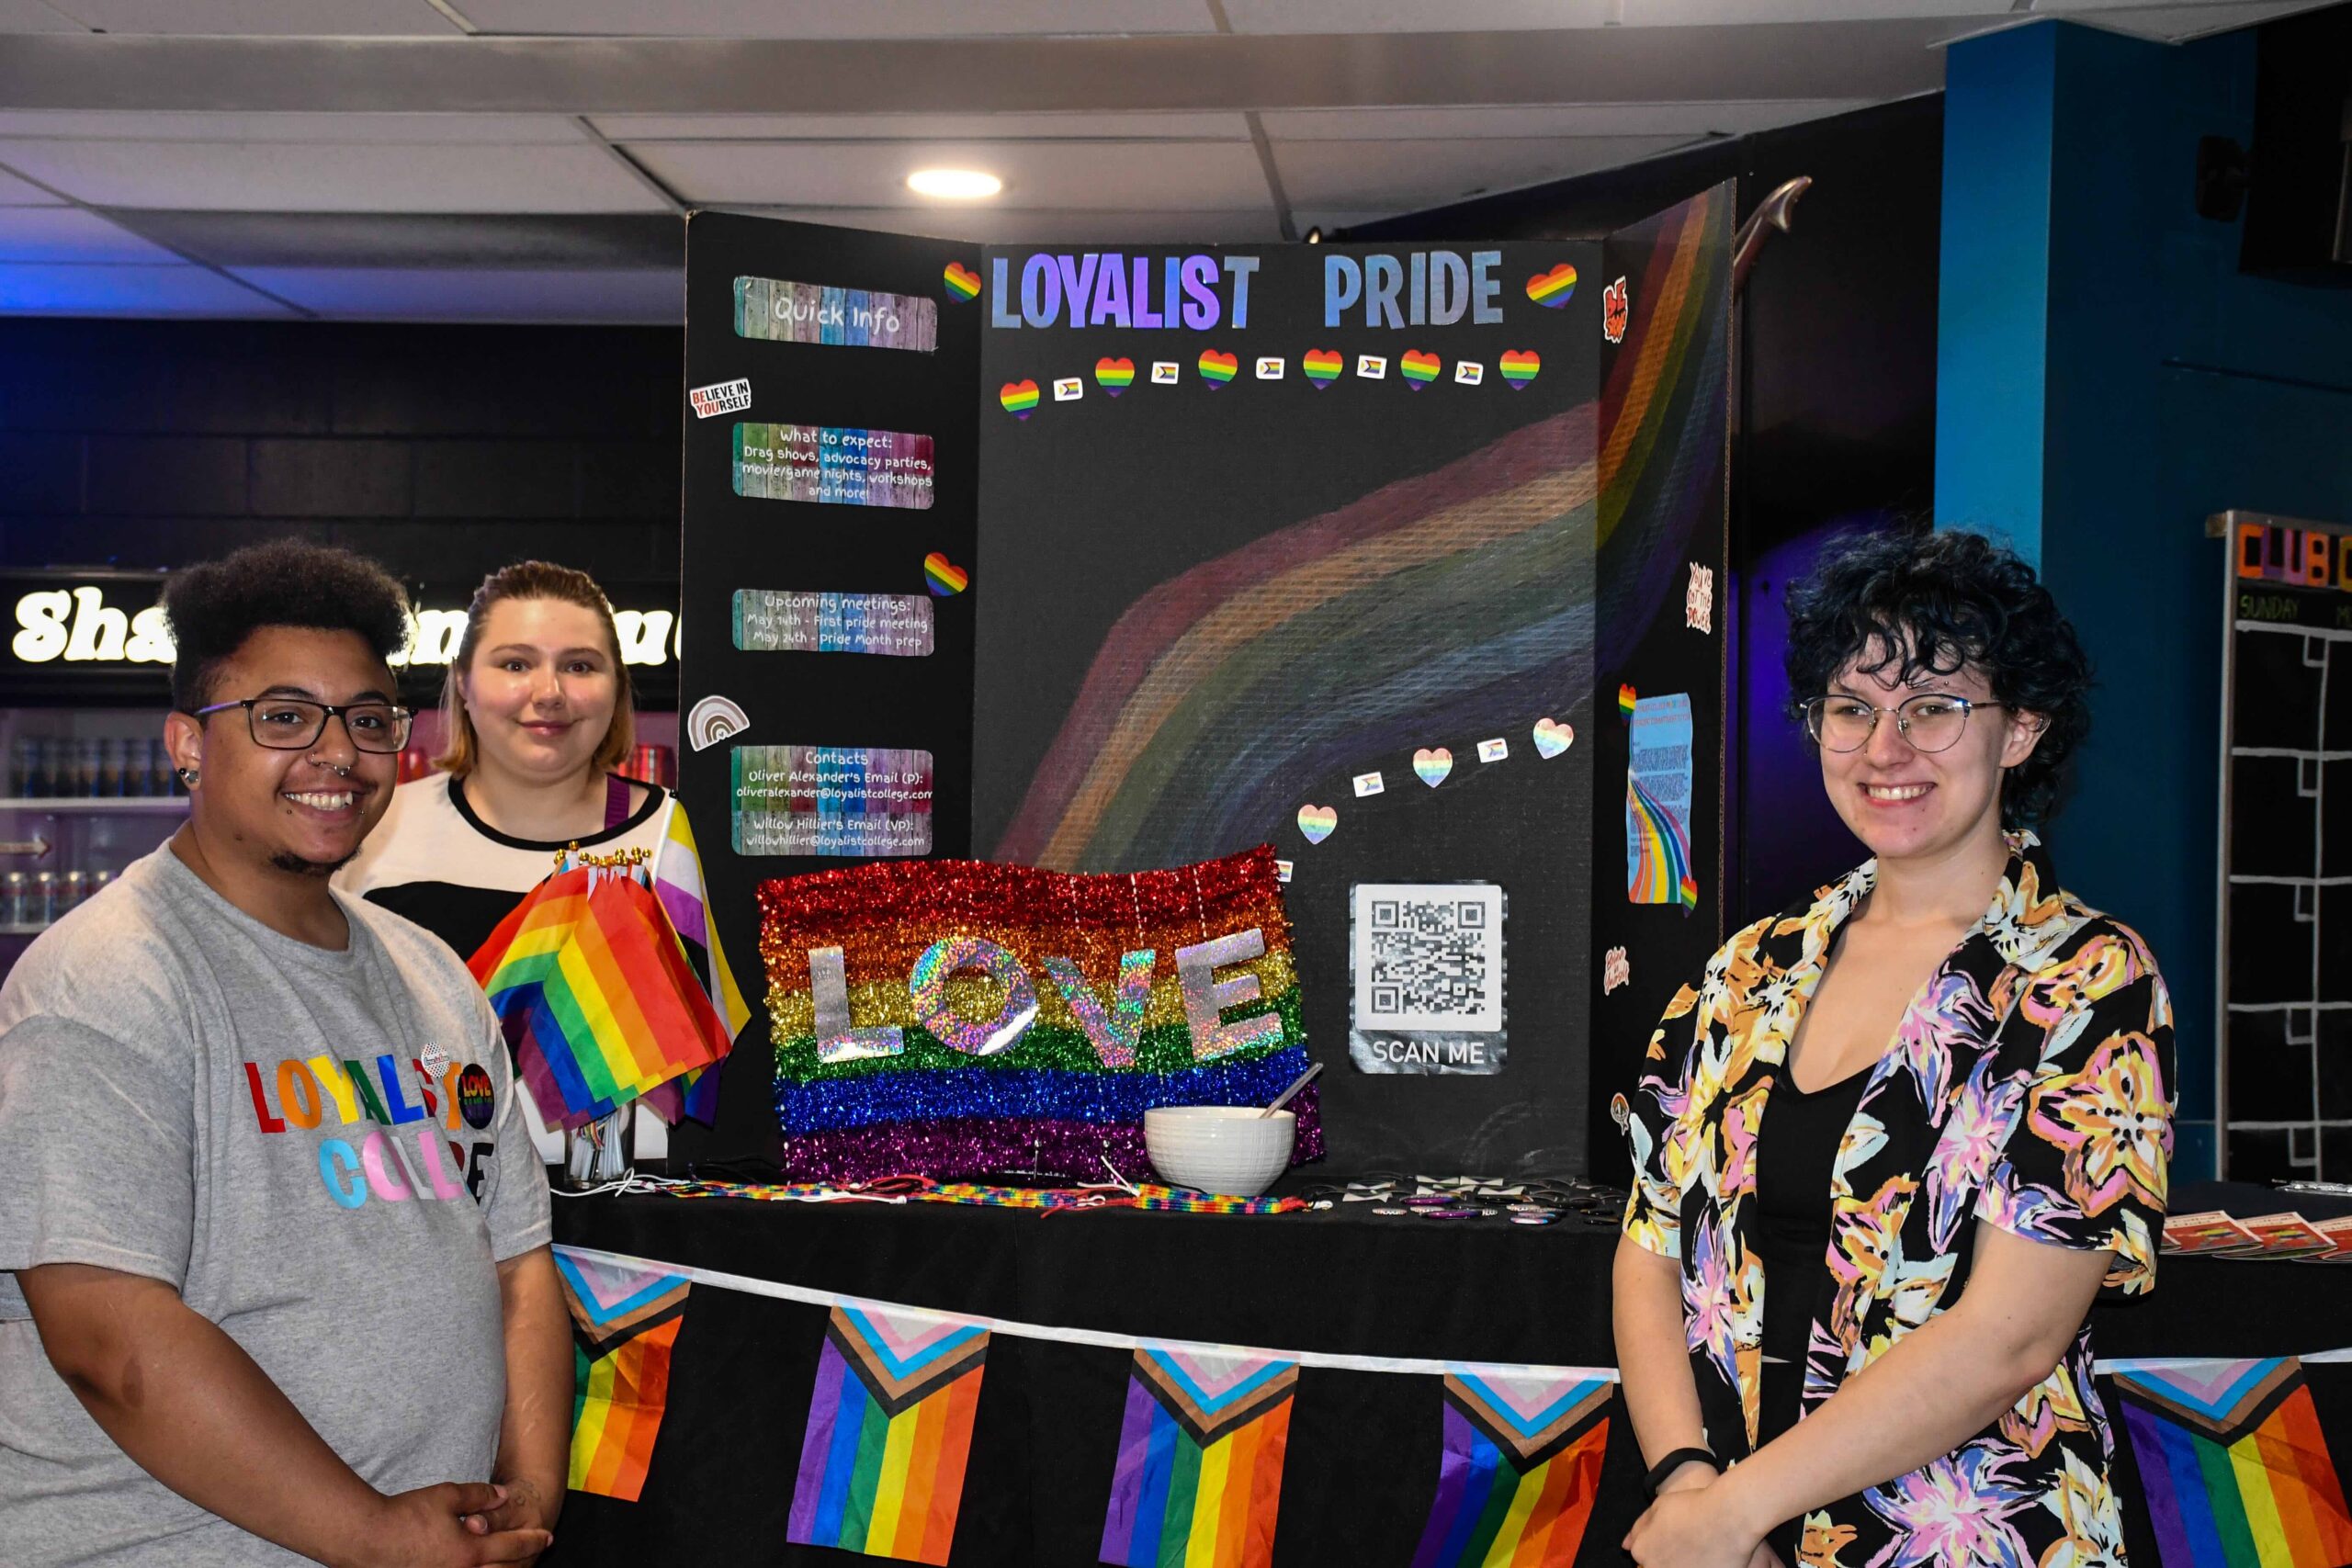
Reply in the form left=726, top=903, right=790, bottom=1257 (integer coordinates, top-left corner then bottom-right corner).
left=0, top=542, right=566, bottom=1567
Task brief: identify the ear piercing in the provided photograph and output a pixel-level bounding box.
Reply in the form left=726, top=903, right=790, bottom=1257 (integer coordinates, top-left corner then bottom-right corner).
left=176, top=768, right=199, bottom=787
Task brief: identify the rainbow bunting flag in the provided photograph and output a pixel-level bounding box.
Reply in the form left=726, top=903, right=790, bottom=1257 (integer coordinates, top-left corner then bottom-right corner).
left=788, top=1303, right=990, bottom=1565
left=2112, top=1359, right=2352, bottom=1568
left=1412, top=1369, right=1611, bottom=1568
left=471, top=855, right=734, bottom=1129
left=1625, top=775, right=1695, bottom=908
left=556, top=1247, right=691, bottom=1502
left=1101, top=1345, right=1297, bottom=1568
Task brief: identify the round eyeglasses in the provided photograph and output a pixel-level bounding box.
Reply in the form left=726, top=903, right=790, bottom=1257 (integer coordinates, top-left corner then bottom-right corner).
left=1802, top=694, right=2001, bottom=754
left=190, top=697, right=414, bottom=754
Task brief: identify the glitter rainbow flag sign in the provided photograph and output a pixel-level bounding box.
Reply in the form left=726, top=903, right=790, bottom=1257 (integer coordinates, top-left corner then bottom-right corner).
left=556, top=1248, right=692, bottom=1502
left=2111, top=1358, right=2352, bottom=1568
left=1411, top=1368, right=1611, bottom=1568
left=758, top=845, right=1321, bottom=1185
left=1101, top=1344, right=1298, bottom=1568
left=788, top=1303, right=990, bottom=1565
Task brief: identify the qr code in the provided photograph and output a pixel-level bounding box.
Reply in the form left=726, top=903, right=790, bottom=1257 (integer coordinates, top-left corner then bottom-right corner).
left=1351, top=883, right=1505, bottom=1032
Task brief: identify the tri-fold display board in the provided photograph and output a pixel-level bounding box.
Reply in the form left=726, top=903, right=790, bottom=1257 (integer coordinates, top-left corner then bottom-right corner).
left=673, top=193, right=1730, bottom=1179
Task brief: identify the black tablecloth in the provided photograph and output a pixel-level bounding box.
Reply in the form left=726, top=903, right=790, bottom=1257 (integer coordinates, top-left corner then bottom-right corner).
left=545, top=1186, right=2352, bottom=1566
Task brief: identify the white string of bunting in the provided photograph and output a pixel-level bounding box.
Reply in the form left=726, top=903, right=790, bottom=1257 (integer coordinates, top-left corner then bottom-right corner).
left=556, top=1244, right=2352, bottom=1381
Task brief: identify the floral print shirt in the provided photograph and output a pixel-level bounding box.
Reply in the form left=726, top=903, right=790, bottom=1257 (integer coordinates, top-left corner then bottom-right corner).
left=1620, top=830, right=2175, bottom=1568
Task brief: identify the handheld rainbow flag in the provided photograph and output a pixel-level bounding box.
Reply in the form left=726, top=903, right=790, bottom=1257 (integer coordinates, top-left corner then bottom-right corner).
left=788, top=1303, right=990, bottom=1565
left=556, top=1247, right=691, bottom=1502
left=1411, top=1369, right=1611, bottom=1568
left=641, top=801, right=750, bottom=1124
left=1101, top=1344, right=1297, bottom=1568
left=2111, top=1358, right=2352, bottom=1568
left=470, top=851, right=734, bottom=1129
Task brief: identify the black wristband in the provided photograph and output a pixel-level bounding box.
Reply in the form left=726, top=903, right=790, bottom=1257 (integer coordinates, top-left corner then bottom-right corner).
left=1644, top=1447, right=1720, bottom=1497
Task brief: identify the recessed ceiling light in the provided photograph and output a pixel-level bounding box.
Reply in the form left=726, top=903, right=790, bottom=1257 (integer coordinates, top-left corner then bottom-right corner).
left=908, top=168, right=1002, bottom=200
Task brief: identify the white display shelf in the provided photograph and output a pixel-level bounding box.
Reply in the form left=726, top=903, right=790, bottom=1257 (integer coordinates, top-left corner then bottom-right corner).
left=0, top=797, right=187, bottom=813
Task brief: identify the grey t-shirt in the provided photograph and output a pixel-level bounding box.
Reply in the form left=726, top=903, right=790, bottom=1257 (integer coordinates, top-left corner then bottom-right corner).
left=0, top=844, right=552, bottom=1566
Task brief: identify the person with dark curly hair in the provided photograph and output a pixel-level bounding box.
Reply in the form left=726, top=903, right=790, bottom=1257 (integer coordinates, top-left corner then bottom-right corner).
left=1614, top=529, right=2176, bottom=1568
left=0, top=539, right=564, bottom=1567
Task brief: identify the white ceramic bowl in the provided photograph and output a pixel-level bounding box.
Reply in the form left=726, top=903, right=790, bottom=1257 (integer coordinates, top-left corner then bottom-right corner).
left=1143, top=1106, right=1296, bottom=1198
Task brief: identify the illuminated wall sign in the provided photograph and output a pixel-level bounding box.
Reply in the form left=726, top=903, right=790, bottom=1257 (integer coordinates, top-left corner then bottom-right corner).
left=10, top=585, right=681, bottom=669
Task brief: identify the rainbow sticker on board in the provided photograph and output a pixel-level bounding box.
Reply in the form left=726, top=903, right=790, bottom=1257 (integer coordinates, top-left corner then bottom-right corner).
left=1095, top=356, right=1135, bottom=397
left=1302, top=349, right=1343, bottom=389
left=1399, top=350, right=1442, bottom=389
left=1498, top=350, right=1541, bottom=389
left=1617, top=684, right=1637, bottom=721
left=1000, top=379, right=1039, bottom=420
left=923, top=552, right=969, bottom=596
left=1628, top=776, right=1696, bottom=908
left=1525, top=263, right=1578, bottom=308
left=943, top=262, right=982, bottom=301
left=1198, top=349, right=1238, bottom=388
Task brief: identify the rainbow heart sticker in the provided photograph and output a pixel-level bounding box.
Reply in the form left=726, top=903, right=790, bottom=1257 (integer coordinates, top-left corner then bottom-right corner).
left=1000, top=379, right=1039, bottom=419
left=1296, top=804, right=1338, bottom=844
left=1399, top=350, right=1442, bottom=389
left=1526, top=263, right=1578, bottom=308
left=1617, top=684, right=1637, bottom=720
left=1095, top=355, right=1135, bottom=397
left=1413, top=747, right=1453, bottom=787
left=1303, top=349, right=1343, bottom=388
left=943, top=262, right=982, bottom=301
left=1532, top=717, right=1574, bottom=760
left=1198, top=349, right=1238, bottom=388
left=1499, top=350, right=1541, bottom=389
left=923, top=552, right=969, bottom=596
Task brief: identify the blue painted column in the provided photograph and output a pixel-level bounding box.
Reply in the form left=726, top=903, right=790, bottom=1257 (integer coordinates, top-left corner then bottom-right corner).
left=1937, top=19, right=2216, bottom=1175
left=1934, top=23, right=2059, bottom=568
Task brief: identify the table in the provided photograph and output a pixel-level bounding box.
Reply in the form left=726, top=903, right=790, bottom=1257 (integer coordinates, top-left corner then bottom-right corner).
left=546, top=1184, right=2352, bottom=1566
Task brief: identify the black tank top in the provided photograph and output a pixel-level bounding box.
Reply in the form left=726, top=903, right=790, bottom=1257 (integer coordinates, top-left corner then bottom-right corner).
left=1754, top=1063, right=1872, bottom=1372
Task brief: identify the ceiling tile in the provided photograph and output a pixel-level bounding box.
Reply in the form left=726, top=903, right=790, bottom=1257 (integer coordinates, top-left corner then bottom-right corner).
left=705, top=206, right=1283, bottom=244
left=0, top=140, right=672, bottom=213
left=0, top=165, right=67, bottom=204
left=2032, top=1, right=2333, bottom=39
left=229, top=265, right=683, bottom=322
left=0, top=112, right=591, bottom=144
left=0, top=262, right=294, bottom=315
left=0, top=205, right=178, bottom=262
left=460, top=0, right=1212, bottom=37
left=634, top=140, right=1272, bottom=212
left=1261, top=100, right=1876, bottom=141
left=0, top=0, right=83, bottom=31
left=1272, top=134, right=1695, bottom=209
left=43, top=0, right=460, bottom=33
left=589, top=111, right=1252, bottom=142
left=1221, top=0, right=2007, bottom=28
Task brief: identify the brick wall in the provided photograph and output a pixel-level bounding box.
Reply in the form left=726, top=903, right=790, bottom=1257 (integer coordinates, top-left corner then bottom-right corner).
left=0, top=319, right=683, bottom=589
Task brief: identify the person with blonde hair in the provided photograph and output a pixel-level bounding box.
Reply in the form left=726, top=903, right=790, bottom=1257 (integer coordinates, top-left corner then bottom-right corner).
left=340, top=560, right=743, bottom=1164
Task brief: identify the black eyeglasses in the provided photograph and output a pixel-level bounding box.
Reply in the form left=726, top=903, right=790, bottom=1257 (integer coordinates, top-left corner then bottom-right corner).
left=190, top=697, right=414, bottom=754
left=1802, top=694, right=2003, bottom=754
